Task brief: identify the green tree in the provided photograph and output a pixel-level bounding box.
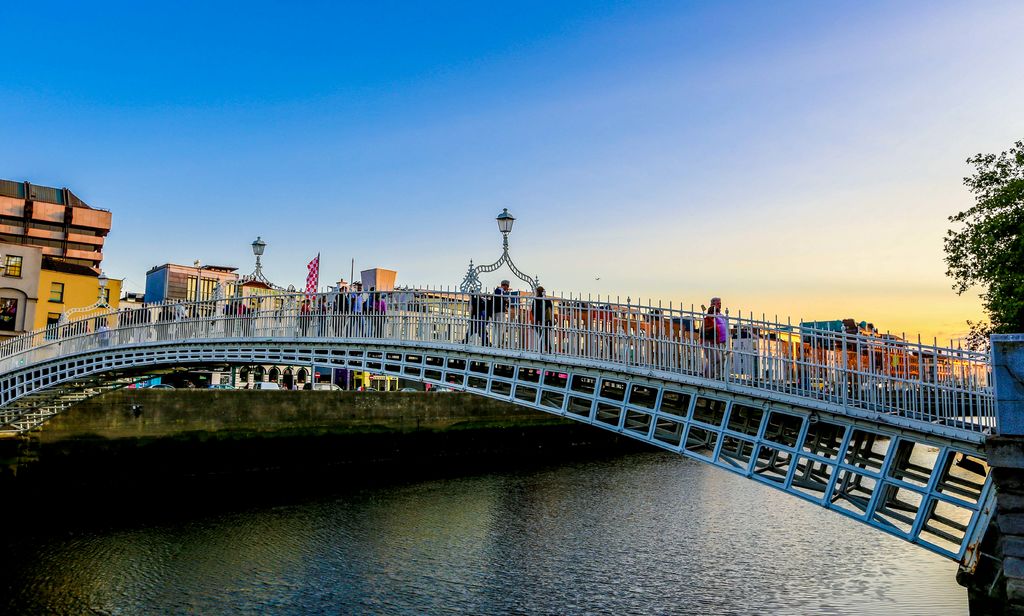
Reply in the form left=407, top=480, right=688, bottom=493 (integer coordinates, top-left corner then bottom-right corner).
left=945, top=139, right=1024, bottom=348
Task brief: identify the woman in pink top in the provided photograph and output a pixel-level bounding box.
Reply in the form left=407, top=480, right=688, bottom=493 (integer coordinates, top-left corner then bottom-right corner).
left=702, top=297, right=728, bottom=377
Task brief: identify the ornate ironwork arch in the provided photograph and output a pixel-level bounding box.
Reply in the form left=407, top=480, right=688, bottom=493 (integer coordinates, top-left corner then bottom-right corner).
left=459, top=235, right=539, bottom=293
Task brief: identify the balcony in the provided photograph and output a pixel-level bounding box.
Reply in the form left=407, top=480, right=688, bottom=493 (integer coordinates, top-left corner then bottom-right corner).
left=25, top=227, right=64, bottom=241
left=70, top=208, right=111, bottom=231
left=67, top=231, right=104, bottom=247
left=65, top=248, right=102, bottom=263
left=0, top=196, right=24, bottom=218
left=30, top=201, right=66, bottom=223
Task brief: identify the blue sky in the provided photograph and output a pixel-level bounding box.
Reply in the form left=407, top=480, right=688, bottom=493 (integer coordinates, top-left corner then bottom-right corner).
left=2, top=1, right=1022, bottom=339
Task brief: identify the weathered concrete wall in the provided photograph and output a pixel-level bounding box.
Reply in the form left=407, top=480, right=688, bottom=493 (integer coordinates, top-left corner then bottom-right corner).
left=962, top=335, right=1024, bottom=615
left=2, top=390, right=641, bottom=488
left=39, top=390, right=567, bottom=441
left=988, top=437, right=1024, bottom=615
left=994, top=335, right=1024, bottom=615
left=2, top=389, right=646, bottom=520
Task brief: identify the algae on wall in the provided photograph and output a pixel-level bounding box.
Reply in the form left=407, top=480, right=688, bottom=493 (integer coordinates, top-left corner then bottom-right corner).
left=39, top=390, right=570, bottom=441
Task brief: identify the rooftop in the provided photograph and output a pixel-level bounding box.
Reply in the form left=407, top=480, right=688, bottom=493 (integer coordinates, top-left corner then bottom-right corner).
left=0, top=179, right=106, bottom=211
left=146, top=263, right=239, bottom=275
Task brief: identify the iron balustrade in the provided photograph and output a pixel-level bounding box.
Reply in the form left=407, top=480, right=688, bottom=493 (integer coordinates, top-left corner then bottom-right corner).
left=0, top=289, right=995, bottom=436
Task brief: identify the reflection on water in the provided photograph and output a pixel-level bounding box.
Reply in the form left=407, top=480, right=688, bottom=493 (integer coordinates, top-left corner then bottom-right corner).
left=1, top=452, right=966, bottom=615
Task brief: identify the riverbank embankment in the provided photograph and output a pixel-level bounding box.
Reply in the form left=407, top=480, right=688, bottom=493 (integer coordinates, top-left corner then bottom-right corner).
left=1, top=390, right=644, bottom=495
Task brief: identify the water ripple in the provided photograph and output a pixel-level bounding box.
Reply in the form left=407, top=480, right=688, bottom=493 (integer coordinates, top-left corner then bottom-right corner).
left=1, top=452, right=966, bottom=615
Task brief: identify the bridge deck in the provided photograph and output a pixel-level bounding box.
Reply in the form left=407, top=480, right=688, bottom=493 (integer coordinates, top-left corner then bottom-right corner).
left=0, top=290, right=995, bottom=439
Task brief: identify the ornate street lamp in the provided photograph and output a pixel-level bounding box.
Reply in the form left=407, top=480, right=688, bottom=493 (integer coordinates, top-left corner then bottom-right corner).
left=460, top=209, right=539, bottom=293
left=61, top=270, right=112, bottom=324
left=496, top=208, right=515, bottom=234
left=237, top=236, right=277, bottom=293
left=97, top=272, right=109, bottom=305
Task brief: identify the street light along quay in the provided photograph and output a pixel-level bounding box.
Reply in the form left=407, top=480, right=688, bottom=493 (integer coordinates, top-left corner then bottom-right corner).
left=194, top=259, right=203, bottom=303
left=460, top=208, right=539, bottom=293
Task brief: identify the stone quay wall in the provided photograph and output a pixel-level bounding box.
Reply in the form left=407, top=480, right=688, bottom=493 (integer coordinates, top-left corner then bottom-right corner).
left=37, top=389, right=566, bottom=441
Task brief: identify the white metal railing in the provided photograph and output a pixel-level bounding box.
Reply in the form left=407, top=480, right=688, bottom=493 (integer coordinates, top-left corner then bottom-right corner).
left=0, top=289, right=995, bottom=435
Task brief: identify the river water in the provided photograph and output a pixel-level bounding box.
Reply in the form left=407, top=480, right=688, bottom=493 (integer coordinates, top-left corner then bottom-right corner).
left=0, top=450, right=966, bottom=615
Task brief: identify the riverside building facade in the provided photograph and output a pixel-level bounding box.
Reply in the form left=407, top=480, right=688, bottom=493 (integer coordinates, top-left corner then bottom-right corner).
left=0, top=179, right=112, bottom=271
left=0, top=180, right=122, bottom=338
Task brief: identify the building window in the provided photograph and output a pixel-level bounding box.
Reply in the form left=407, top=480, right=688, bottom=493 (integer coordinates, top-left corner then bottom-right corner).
left=4, top=255, right=22, bottom=278
left=187, top=276, right=217, bottom=302
left=0, top=298, right=18, bottom=331
left=49, top=282, right=65, bottom=303
left=101, top=288, right=111, bottom=304
left=44, top=312, right=61, bottom=339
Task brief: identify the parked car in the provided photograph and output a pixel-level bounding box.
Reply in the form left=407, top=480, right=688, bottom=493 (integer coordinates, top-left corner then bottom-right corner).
left=253, top=382, right=281, bottom=390
left=150, top=384, right=175, bottom=390
left=313, top=383, right=342, bottom=391
left=399, top=387, right=419, bottom=392
left=208, top=384, right=234, bottom=390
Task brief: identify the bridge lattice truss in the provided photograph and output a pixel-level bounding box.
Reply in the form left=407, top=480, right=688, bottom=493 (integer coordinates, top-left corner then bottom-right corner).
left=0, top=290, right=997, bottom=565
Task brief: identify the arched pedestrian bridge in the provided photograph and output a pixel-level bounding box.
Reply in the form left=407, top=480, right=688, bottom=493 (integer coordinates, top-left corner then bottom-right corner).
left=0, top=289, right=996, bottom=567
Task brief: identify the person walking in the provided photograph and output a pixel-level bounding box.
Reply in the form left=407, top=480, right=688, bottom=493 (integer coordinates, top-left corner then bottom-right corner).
left=702, top=297, right=728, bottom=378
left=463, top=292, right=490, bottom=346
left=532, top=286, right=555, bottom=353
left=373, top=291, right=388, bottom=338
left=299, top=298, right=312, bottom=336
left=489, top=280, right=511, bottom=347
left=316, top=295, right=329, bottom=337
left=351, top=283, right=367, bottom=336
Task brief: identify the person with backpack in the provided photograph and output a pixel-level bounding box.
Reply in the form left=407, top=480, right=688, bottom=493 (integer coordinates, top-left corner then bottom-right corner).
left=463, top=292, right=490, bottom=346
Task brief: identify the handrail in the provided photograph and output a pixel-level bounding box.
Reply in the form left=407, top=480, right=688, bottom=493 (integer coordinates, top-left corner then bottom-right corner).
left=0, top=288, right=995, bottom=434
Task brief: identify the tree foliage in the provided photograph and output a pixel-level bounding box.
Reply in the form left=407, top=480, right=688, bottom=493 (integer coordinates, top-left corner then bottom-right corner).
left=945, top=139, right=1024, bottom=347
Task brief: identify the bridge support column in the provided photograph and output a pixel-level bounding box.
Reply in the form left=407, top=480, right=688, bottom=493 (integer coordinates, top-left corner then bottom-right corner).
left=961, top=334, right=1024, bottom=614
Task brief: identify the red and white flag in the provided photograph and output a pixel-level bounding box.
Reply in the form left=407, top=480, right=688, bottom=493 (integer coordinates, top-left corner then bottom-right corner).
left=305, top=254, right=320, bottom=297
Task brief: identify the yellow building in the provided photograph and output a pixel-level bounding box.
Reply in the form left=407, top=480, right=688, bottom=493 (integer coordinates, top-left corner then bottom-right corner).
left=35, top=257, right=121, bottom=330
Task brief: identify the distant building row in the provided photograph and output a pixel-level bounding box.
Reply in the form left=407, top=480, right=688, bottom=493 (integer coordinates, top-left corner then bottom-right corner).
left=144, top=263, right=398, bottom=303
left=0, top=178, right=403, bottom=340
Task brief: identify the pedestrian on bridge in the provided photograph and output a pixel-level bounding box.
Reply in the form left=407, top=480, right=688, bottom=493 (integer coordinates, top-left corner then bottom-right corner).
left=351, top=283, right=367, bottom=337
left=299, top=299, right=312, bottom=337
left=463, top=292, right=490, bottom=346
left=702, top=297, right=728, bottom=378
left=490, top=280, right=512, bottom=347
left=371, top=289, right=388, bottom=338
left=533, top=286, right=555, bottom=353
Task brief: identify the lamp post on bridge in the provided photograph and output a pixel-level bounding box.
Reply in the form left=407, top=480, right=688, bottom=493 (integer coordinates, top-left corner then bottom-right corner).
left=251, top=236, right=266, bottom=279
left=60, top=271, right=111, bottom=328
left=460, top=208, right=539, bottom=293
left=236, top=236, right=279, bottom=296
left=97, top=272, right=108, bottom=305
